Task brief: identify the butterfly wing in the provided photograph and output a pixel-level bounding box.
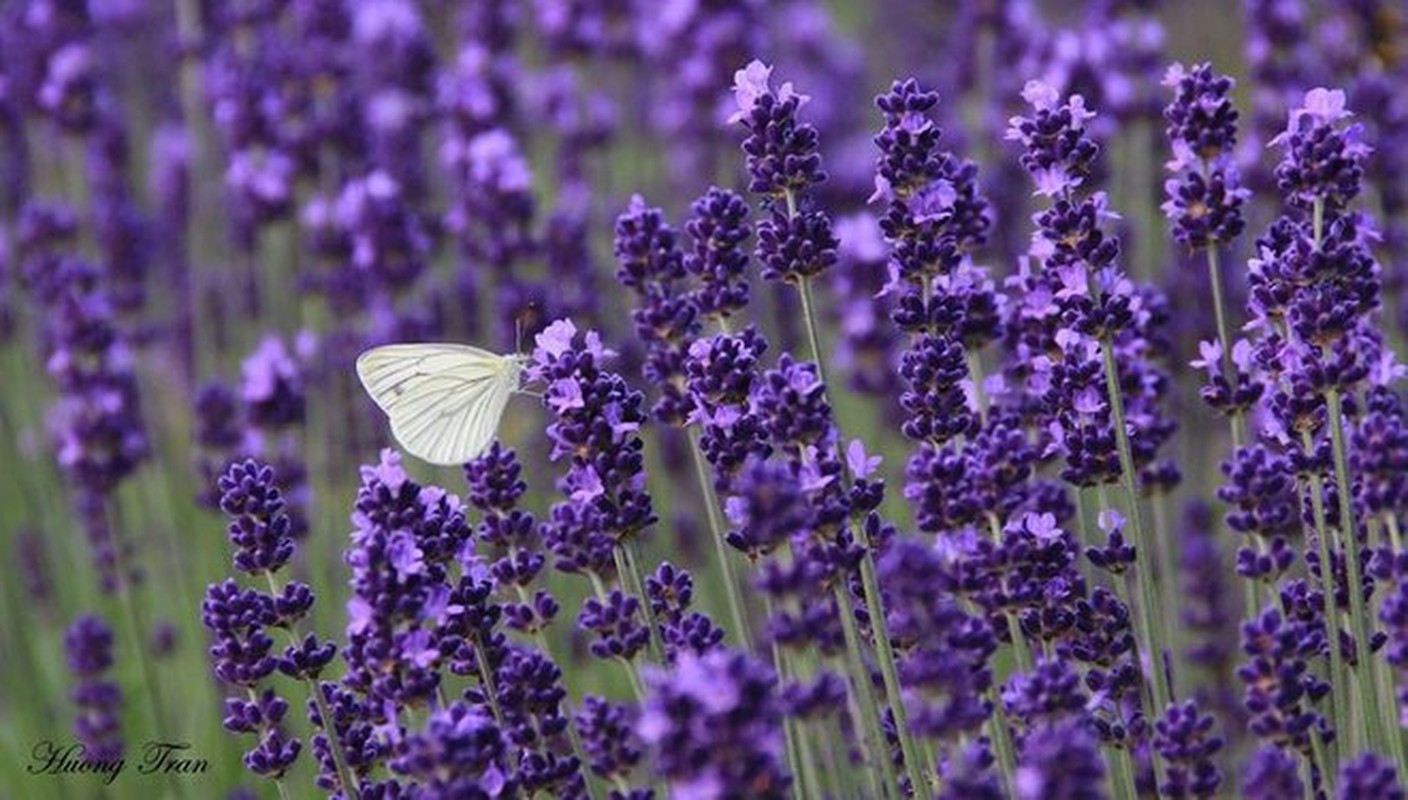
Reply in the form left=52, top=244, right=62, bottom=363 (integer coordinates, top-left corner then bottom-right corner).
left=355, top=344, right=520, bottom=465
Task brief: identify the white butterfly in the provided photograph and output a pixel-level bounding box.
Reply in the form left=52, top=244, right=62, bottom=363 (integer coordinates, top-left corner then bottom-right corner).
left=355, top=344, right=529, bottom=466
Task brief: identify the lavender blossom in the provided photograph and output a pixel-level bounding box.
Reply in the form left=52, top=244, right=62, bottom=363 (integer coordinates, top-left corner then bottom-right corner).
left=638, top=649, right=791, bottom=798
left=65, top=614, right=123, bottom=762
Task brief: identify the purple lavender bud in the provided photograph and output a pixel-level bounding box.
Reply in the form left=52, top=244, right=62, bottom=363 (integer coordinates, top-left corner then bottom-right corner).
left=1352, top=386, right=1408, bottom=517
left=278, top=633, right=337, bottom=681
left=873, top=78, right=990, bottom=308
left=240, top=336, right=306, bottom=431
left=899, top=332, right=974, bottom=444
left=730, top=60, right=824, bottom=200
left=638, top=648, right=791, bottom=797
left=532, top=319, right=657, bottom=546
left=344, top=449, right=472, bottom=707
left=1337, top=753, right=1404, bottom=800
left=1236, top=607, right=1334, bottom=754
left=242, top=729, right=301, bottom=779
left=576, top=696, right=643, bottom=783
left=1241, top=745, right=1304, bottom=799
left=684, top=187, right=752, bottom=321
left=1006, top=81, right=1099, bottom=198
left=1002, top=657, right=1088, bottom=730
left=1272, top=88, right=1368, bottom=214
left=464, top=443, right=548, bottom=596
left=1014, top=720, right=1107, bottom=800
left=202, top=579, right=278, bottom=687
left=1085, top=509, right=1137, bottom=574
left=614, top=195, right=699, bottom=426
left=390, top=701, right=512, bottom=797
left=464, top=442, right=528, bottom=514
left=218, top=459, right=296, bottom=575
left=723, top=457, right=808, bottom=559
left=1219, top=445, right=1302, bottom=577
left=938, top=737, right=1003, bottom=800
left=65, top=614, right=123, bottom=761
left=1154, top=700, right=1224, bottom=798
left=878, top=538, right=995, bottom=740
left=492, top=645, right=586, bottom=795
left=684, top=329, right=773, bottom=488
left=578, top=589, right=649, bottom=661
left=1161, top=62, right=1249, bottom=250
left=754, top=354, right=835, bottom=454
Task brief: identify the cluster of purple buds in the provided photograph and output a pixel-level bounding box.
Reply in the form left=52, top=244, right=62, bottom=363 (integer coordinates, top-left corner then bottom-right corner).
left=533, top=319, right=657, bottom=571
left=614, top=195, right=699, bottom=426
left=64, top=614, right=123, bottom=762
left=638, top=648, right=791, bottom=798
left=205, top=462, right=338, bottom=779
left=464, top=443, right=557, bottom=634
left=731, top=60, right=838, bottom=286
left=342, top=449, right=471, bottom=711
left=1162, top=63, right=1249, bottom=250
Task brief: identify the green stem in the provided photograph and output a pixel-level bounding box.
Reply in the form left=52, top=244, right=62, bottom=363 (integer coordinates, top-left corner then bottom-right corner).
left=834, top=582, right=902, bottom=798
left=763, top=593, right=819, bottom=800
left=986, top=695, right=1017, bottom=797
left=1108, top=746, right=1138, bottom=800
left=614, top=537, right=666, bottom=664
left=796, top=268, right=926, bottom=793
left=1301, top=430, right=1349, bottom=756
left=264, top=574, right=361, bottom=800
left=859, top=550, right=931, bottom=793
left=1098, top=338, right=1172, bottom=718
left=1327, top=386, right=1386, bottom=757
left=686, top=428, right=754, bottom=649
left=1204, top=245, right=1246, bottom=450
left=1310, top=726, right=1335, bottom=796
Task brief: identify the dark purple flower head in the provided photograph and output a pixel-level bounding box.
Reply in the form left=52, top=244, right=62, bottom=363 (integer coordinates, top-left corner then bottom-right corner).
left=576, top=696, right=643, bottom=783
left=1163, top=63, right=1240, bottom=164
left=1219, top=444, right=1302, bottom=543
left=1236, top=607, right=1333, bottom=754
left=390, top=701, right=512, bottom=798
left=638, top=648, right=790, bottom=798
left=1002, top=656, right=1087, bottom=730
left=1337, top=753, right=1404, bottom=800
left=1271, top=87, right=1369, bottom=214
left=614, top=195, right=699, bottom=426
left=218, top=459, right=296, bottom=575
left=1241, top=745, right=1304, bottom=799
left=1161, top=65, right=1249, bottom=249
left=754, top=354, right=835, bottom=455
left=532, top=319, right=658, bottom=551
left=684, top=187, right=752, bottom=321
left=202, top=579, right=278, bottom=687
left=1014, top=721, right=1107, bottom=800
left=755, top=205, right=838, bottom=284
left=578, top=589, right=649, bottom=662
left=344, top=449, right=471, bottom=707
left=724, top=456, right=809, bottom=559
left=1006, top=80, right=1099, bottom=198
left=1154, top=700, right=1224, bottom=799
left=730, top=60, right=824, bottom=200
left=241, top=336, right=306, bottom=431
left=65, top=614, right=123, bottom=761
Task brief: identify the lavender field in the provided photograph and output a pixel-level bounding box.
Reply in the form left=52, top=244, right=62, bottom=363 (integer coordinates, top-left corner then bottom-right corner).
left=3, top=1, right=1408, bottom=798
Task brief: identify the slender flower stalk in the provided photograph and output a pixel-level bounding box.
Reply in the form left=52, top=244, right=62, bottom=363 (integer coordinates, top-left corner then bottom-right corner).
left=730, top=59, right=928, bottom=794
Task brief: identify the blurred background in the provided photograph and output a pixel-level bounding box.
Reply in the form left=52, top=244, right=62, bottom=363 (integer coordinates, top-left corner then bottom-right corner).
left=0, top=0, right=1401, bottom=796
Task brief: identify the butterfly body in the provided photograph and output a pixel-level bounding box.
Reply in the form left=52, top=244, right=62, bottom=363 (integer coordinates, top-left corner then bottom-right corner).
left=355, top=343, right=528, bottom=466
